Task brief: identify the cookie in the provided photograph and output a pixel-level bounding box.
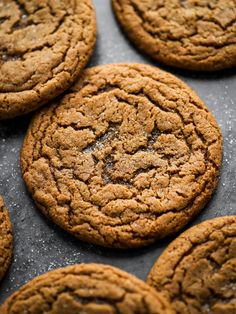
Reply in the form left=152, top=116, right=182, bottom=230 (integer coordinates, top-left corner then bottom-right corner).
left=0, top=0, right=96, bottom=119
left=0, top=263, right=174, bottom=313
left=21, top=63, right=222, bottom=248
left=0, top=197, right=13, bottom=281
left=112, top=0, right=236, bottom=71
left=147, top=216, right=236, bottom=314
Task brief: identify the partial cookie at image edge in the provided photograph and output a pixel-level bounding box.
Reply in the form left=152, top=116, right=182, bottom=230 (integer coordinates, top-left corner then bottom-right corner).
left=0, top=0, right=96, bottom=119
left=147, top=216, right=236, bottom=314
left=0, top=196, right=13, bottom=282
left=112, top=0, right=236, bottom=71
left=0, top=263, right=174, bottom=314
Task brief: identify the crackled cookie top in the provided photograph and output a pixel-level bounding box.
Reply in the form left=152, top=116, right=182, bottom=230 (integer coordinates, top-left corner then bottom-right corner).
left=112, top=0, right=236, bottom=71
left=0, top=0, right=96, bottom=119
left=0, top=197, right=13, bottom=281
left=21, top=64, right=222, bottom=248
left=147, top=216, right=236, bottom=314
left=0, top=264, right=174, bottom=314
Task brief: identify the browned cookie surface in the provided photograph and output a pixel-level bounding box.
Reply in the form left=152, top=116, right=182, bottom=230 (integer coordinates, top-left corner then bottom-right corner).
left=112, top=0, right=236, bottom=71
left=21, top=64, right=222, bottom=248
left=147, top=216, right=236, bottom=314
left=0, top=263, right=174, bottom=314
left=0, top=0, right=96, bottom=119
left=0, top=197, right=13, bottom=281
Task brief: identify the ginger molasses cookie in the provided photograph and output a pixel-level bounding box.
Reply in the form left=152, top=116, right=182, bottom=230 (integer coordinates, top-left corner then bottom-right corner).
left=147, top=216, right=236, bottom=314
left=112, top=0, right=236, bottom=71
left=0, top=197, right=13, bottom=281
left=0, top=263, right=174, bottom=314
left=21, top=64, right=222, bottom=248
left=0, top=0, right=96, bottom=119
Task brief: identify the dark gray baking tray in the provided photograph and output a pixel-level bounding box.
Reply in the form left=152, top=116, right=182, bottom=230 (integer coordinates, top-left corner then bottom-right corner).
left=0, top=0, right=236, bottom=303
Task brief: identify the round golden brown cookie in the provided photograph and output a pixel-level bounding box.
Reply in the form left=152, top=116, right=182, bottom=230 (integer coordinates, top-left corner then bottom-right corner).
left=0, top=197, right=13, bottom=281
left=0, top=0, right=96, bottom=119
left=147, top=216, right=236, bottom=314
left=112, top=0, right=236, bottom=71
left=21, top=64, right=222, bottom=248
left=0, top=263, right=174, bottom=314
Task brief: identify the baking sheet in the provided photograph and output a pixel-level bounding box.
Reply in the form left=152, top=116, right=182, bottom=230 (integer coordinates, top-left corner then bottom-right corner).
left=0, top=0, right=236, bottom=303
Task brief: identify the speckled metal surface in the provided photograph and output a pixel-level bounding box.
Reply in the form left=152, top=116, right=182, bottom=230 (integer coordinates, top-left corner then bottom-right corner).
left=0, top=0, right=236, bottom=304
